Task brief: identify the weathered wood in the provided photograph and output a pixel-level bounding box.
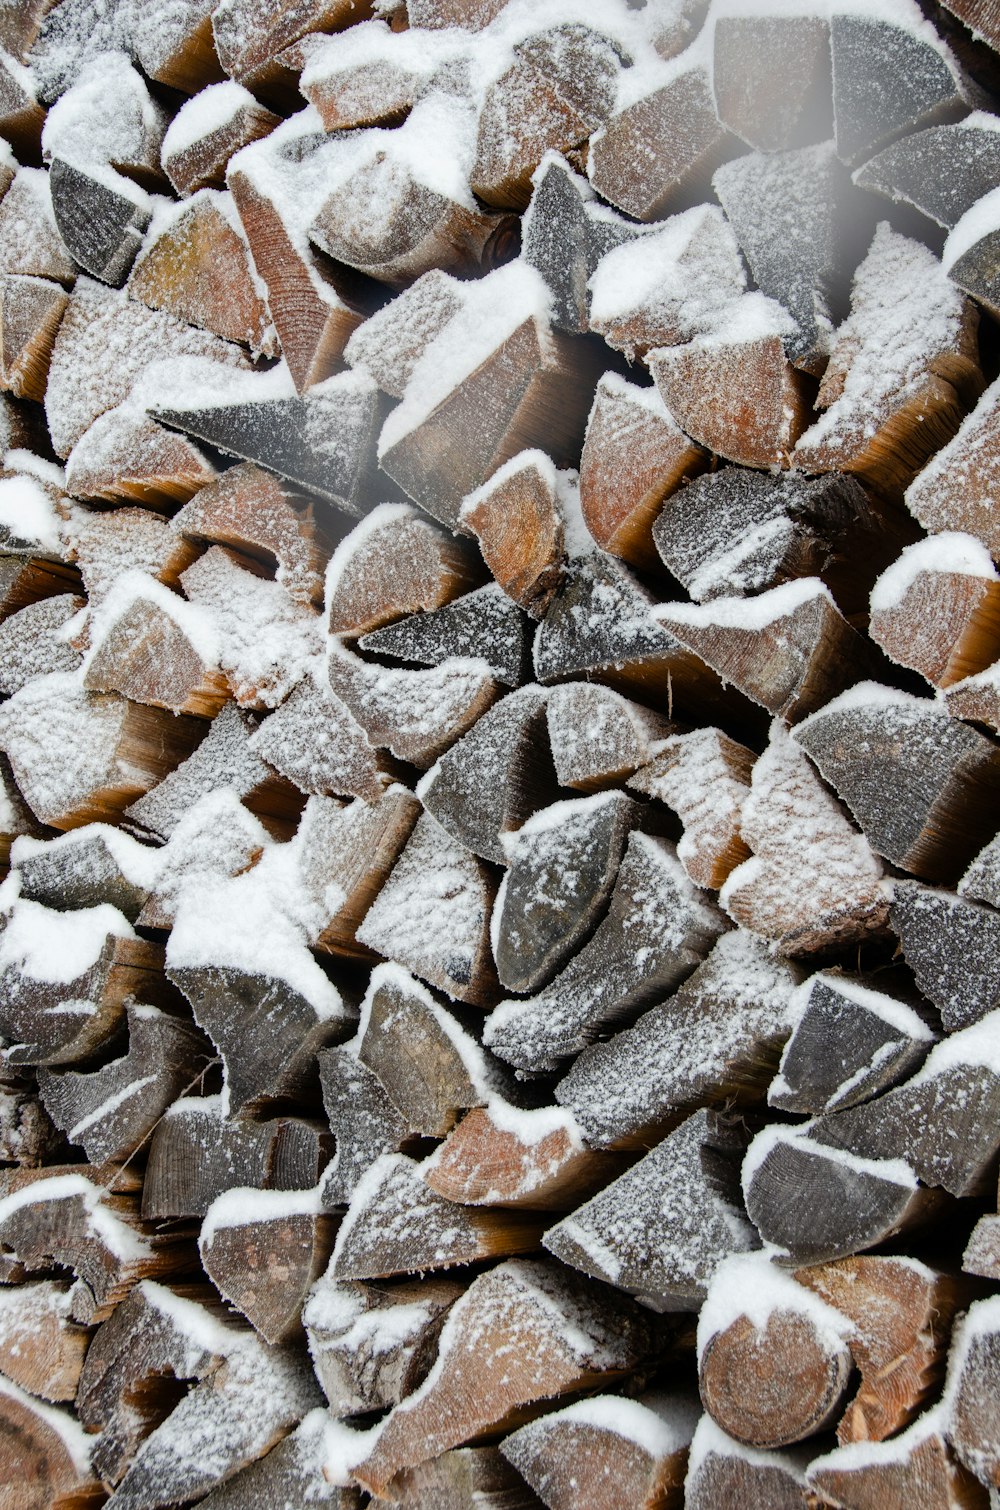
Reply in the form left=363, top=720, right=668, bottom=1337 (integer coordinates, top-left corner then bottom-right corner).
left=544, top=1110, right=755, bottom=1311
left=134, top=788, right=269, bottom=932
left=0, top=167, right=76, bottom=284
left=628, top=728, right=755, bottom=890
left=382, top=1445, right=540, bottom=1509
left=940, top=0, right=1000, bottom=48
left=944, top=192, right=1000, bottom=321
left=547, top=681, right=675, bottom=794
left=212, top=0, right=373, bottom=97
left=809, top=1407, right=987, bottom=1510
left=0, top=1373, right=103, bottom=1510
left=712, top=10, right=831, bottom=151
left=0, top=273, right=68, bottom=401
left=344, top=267, right=465, bottom=399
left=485, top=831, right=723, bottom=1073
left=502, top=1392, right=698, bottom=1510
left=0, top=591, right=82, bottom=695
left=48, top=156, right=151, bottom=287
left=247, top=670, right=399, bottom=802
left=0, top=750, right=43, bottom=873
left=68, top=504, right=200, bottom=605
left=83, top=584, right=230, bottom=719
left=906, top=375, right=1000, bottom=556
left=0, top=554, right=82, bottom=623
left=578, top=373, right=706, bottom=573
left=794, top=684, right=1000, bottom=881
left=855, top=117, right=1000, bottom=230
left=0, top=1070, right=62, bottom=1166
left=351, top=1258, right=663, bottom=1494
left=133, top=0, right=224, bottom=94
left=683, top=1417, right=810, bottom=1510
left=891, top=881, right=1000, bottom=1032
left=967, top=1214, right=1000, bottom=1281
left=0, top=51, right=44, bottom=159
left=0, top=1281, right=89, bottom=1402
left=870, top=534, right=1000, bottom=688
left=557, top=930, right=800, bottom=1151
left=361, top=583, right=531, bottom=687
left=292, top=22, right=429, bottom=131
left=318, top=1043, right=413, bottom=1207
left=458, top=453, right=568, bottom=620
left=946, top=1294, right=1000, bottom=1493
left=195, top=1408, right=364, bottom=1509
left=65, top=411, right=218, bottom=509
left=162, top=82, right=279, bottom=196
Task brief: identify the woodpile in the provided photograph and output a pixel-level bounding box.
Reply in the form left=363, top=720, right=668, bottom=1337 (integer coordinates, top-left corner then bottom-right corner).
left=7, top=0, right=1000, bottom=1507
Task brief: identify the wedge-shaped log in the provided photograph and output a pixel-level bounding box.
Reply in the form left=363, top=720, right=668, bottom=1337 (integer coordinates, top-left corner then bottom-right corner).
left=0, top=1374, right=102, bottom=1510
left=330, top=1153, right=543, bottom=1281
left=68, top=504, right=199, bottom=605
left=459, top=450, right=572, bottom=620
left=962, top=832, right=1000, bottom=909
left=0, top=591, right=83, bottom=695
left=195, top=1408, right=365, bottom=1509
left=684, top=1417, right=810, bottom=1510
left=304, top=1273, right=463, bottom=1416
left=156, top=370, right=385, bottom=515
left=794, top=224, right=983, bottom=495
left=0, top=167, right=76, bottom=285
left=794, top=683, right=1000, bottom=881
left=770, top=970, right=935, bottom=1115
left=891, top=882, right=1000, bottom=1032
left=946, top=1293, right=1000, bottom=1492
left=0, top=752, right=42, bottom=872
left=0, top=1281, right=89, bottom=1403
left=808, top=1406, right=984, bottom=1510
left=578, top=373, right=706, bottom=573
left=548, top=682, right=675, bottom=793
left=946, top=188, right=1000, bottom=321
left=870, top=533, right=1000, bottom=688
left=0, top=274, right=68, bottom=401
left=712, top=8, right=831, bottom=151
left=628, top=728, right=755, bottom=890
left=380, top=1445, right=536, bottom=1509
left=344, top=268, right=465, bottom=399
left=326, top=501, right=483, bottom=636
left=212, top=0, right=372, bottom=96
left=36, top=1003, right=211, bottom=1166
left=143, top=1096, right=332, bottom=1220
left=318, top=1044, right=412, bottom=1207
left=351, top=1258, right=663, bottom=1494
left=162, top=81, right=279, bottom=197
left=502, top=1392, right=699, bottom=1510
left=486, top=832, right=723, bottom=1073
left=248, top=669, right=398, bottom=802
left=40, top=51, right=167, bottom=184
left=856, top=116, right=1000, bottom=230
left=964, top=1214, right=1000, bottom=1280
left=135, top=789, right=269, bottom=933
left=133, top=0, right=224, bottom=94
left=557, top=930, right=800, bottom=1150
left=361, top=583, right=531, bottom=687
left=948, top=661, right=1000, bottom=732
left=0, top=554, right=81, bottom=623
left=65, top=410, right=218, bottom=509
left=544, top=1110, right=756, bottom=1311
left=294, top=21, right=441, bottom=131
left=83, top=578, right=229, bottom=719
left=0, top=51, right=44, bottom=158
left=906, top=374, right=1000, bottom=554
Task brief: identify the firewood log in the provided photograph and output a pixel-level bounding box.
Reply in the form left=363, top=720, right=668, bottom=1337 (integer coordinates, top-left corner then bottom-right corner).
left=0, top=51, right=44, bottom=160
left=344, top=267, right=465, bottom=398
left=127, top=190, right=276, bottom=356
left=578, top=372, right=706, bottom=573
left=794, top=683, right=1000, bottom=881
left=458, top=453, right=569, bottom=620
left=67, top=505, right=199, bottom=605
left=156, top=370, right=386, bottom=515
left=485, top=831, right=724, bottom=1073
left=547, top=681, right=676, bottom=794
left=946, top=1294, right=1000, bottom=1494
left=947, top=661, right=1000, bottom=732
left=292, top=21, right=435, bottom=131
left=891, top=882, right=1000, bottom=1032
left=195, top=1408, right=365, bottom=1508
left=870, top=534, right=1000, bottom=688
left=556, top=930, right=801, bottom=1151
left=134, top=788, right=269, bottom=931
left=350, top=1257, right=664, bottom=1495
left=0, top=751, right=43, bottom=872
left=808, top=1406, right=987, bottom=1510
left=0, top=1373, right=103, bottom=1510
left=40, top=51, right=167, bottom=188
left=543, top=1109, right=755, bottom=1311
left=142, top=1095, right=331, bottom=1220
left=588, top=50, right=729, bottom=222
left=470, top=22, right=624, bottom=210
left=0, top=273, right=68, bottom=400
left=124, top=698, right=303, bottom=842
left=628, top=728, right=754, bottom=890
left=361, top=583, right=531, bottom=687
left=0, top=590, right=83, bottom=694
left=132, top=0, right=223, bottom=94
left=173, top=461, right=330, bottom=607
left=711, top=8, right=831, bottom=151
left=855, top=116, right=1000, bottom=230
left=683, top=1417, right=810, bottom=1510
left=964, top=1213, right=1000, bottom=1280
left=0, top=167, right=76, bottom=284
left=0, top=1068, right=62, bottom=1166
left=27, top=0, right=136, bottom=105
left=382, top=1444, right=539, bottom=1509
left=407, top=0, right=506, bottom=24
left=769, top=969, right=935, bottom=1116
left=318, top=1043, right=413, bottom=1206
left=357, top=962, right=509, bottom=1136
left=0, top=552, right=82, bottom=622
left=326, top=501, right=484, bottom=637
left=47, top=156, right=152, bottom=287
left=35, top=1003, right=212, bottom=1165
left=200, top=1186, right=338, bottom=1343
left=162, top=81, right=279, bottom=197
left=501, top=1392, right=699, bottom=1510
left=944, top=189, right=1000, bottom=320
left=941, top=0, right=1000, bottom=48
left=246, top=668, right=399, bottom=802
left=212, top=0, right=373, bottom=99
left=0, top=1280, right=89, bottom=1402
left=906, top=375, right=1000, bottom=554
left=0, top=4, right=49, bottom=68
left=793, top=224, right=983, bottom=497
left=65, top=411, right=219, bottom=509
left=75, top=1279, right=244, bottom=1485
left=83, top=579, right=230, bottom=719
left=962, top=831, right=1000, bottom=910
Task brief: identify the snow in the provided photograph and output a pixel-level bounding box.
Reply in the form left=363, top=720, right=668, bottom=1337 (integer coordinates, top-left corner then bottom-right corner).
left=0, top=1172, right=149, bottom=1261
left=0, top=1373, right=93, bottom=1476
left=201, top=1184, right=323, bottom=1248
left=41, top=52, right=166, bottom=172
left=0, top=895, right=133, bottom=983
left=809, top=1402, right=946, bottom=1476
left=138, top=1279, right=239, bottom=1367
left=0, top=474, right=65, bottom=555
left=659, top=576, right=834, bottom=632
left=525, top=1391, right=700, bottom=1458
left=871, top=532, right=995, bottom=613
left=686, top=1414, right=810, bottom=1483
left=696, top=1251, right=854, bottom=1363
left=161, top=79, right=257, bottom=161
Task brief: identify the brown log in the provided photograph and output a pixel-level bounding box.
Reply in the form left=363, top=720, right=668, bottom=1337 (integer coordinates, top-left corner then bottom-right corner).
left=83, top=585, right=230, bottom=719
left=133, top=0, right=224, bottom=94
left=65, top=410, right=218, bottom=509
left=0, top=1, right=55, bottom=65
left=684, top=1417, right=810, bottom=1510
left=546, top=681, right=676, bottom=793
left=906, top=376, right=1000, bottom=555
left=0, top=1373, right=103, bottom=1510
left=808, top=1409, right=988, bottom=1510
left=0, top=52, right=44, bottom=159
left=344, top=267, right=465, bottom=398
left=0, top=553, right=81, bottom=622
left=0, top=1281, right=89, bottom=1402
left=0, top=590, right=82, bottom=694
left=195, top=1409, right=365, bottom=1509
left=0, top=273, right=68, bottom=400
left=212, top=0, right=373, bottom=98
left=382, top=1445, right=540, bottom=1509
left=247, top=670, right=400, bottom=802
left=68, top=504, right=200, bottom=605
left=0, top=167, right=75, bottom=286
left=870, top=535, right=1000, bottom=689
left=712, top=10, right=831, bottom=151
left=0, top=1067, right=62, bottom=1166
left=628, top=728, right=755, bottom=890
left=162, top=82, right=279, bottom=197
left=351, top=1257, right=664, bottom=1495
left=941, top=0, right=1000, bottom=48
left=459, top=451, right=567, bottom=619
left=578, top=372, right=706, bottom=573
left=293, top=23, right=428, bottom=131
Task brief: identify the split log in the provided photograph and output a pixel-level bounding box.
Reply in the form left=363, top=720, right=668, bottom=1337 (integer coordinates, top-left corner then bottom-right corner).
left=0, top=752, right=43, bottom=872
left=543, top=1110, right=756, bottom=1311
left=0, top=1281, right=89, bottom=1402
left=556, top=930, right=801, bottom=1151
left=711, top=8, right=831, bottom=151
left=293, top=21, right=437, bottom=131
left=0, top=1069, right=62, bottom=1166
left=295, top=789, right=420, bottom=958
left=485, top=831, right=724, bottom=1073
left=905, top=373, right=1000, bottom=554
left=75, top=1279, right=243, bottom=1485
left=64, top=411, right=219, bottom=509
left=588, top=52, right=729, bottom=222
left=547, top=681, right=676, bottom=794
left=945, top=189, right=1000, bottom=320
left=720, top=718, right=890, bottom=957
left=328, top=638, right=501, bottom=769
left=0, top=554, right=82, bottom=623
left=83, top=579, right=230, bottom=719
left=361, top=582, right=532, bottom=687
left=212, top=0, right=373, bottom=98
left=0, top=52, right=44, bottom=159
left=793, top=225, right=983, bottom=497
left=134, top=788, right=269, bottom=931
left=962, top=832, right=1000, bottom=910
left=407, top=0, right=506, bottom=24
left=947, top=662, right=1000, bottom=732
left=769, top=969, right=935, bottom=1116
left=350, top=1257, right=663, bottom=1495
left=127, top=190, right=275, bottom=356
left=808, top=1406, right=986, bottom=1510
left=0, top=1373, right=103, bottom=1510
left=381, top=1445, right=539, bottom=1509
left=326, top=501, right=483, bottom=637
left=68, top=505, right=200, bottom=606
left=501, top=1393, right=699, bottom=1510
left=855, top=116, right=1000, bottom=230
left=40, top=52, right=167, bottom=187
left=329, top=1152, right=543, bottom=1281
left=941, top=0, right=1000, bottom=49
left=142, top=1096, right=332, bottom=1220
left=0, top=274, right=68, bottom=400
left=793, top=683, right=1000, bottom=881
left=377, top=263, right=605, bottom=529
left=891, top=882, right=1000, bottom=1032
left=162, top=82, right=279, bottom=197
left=0, top=591, right=83, bottom=695
left=344, top=268, right=465, bottom=399
left=47, top=156, right=152, bottom=288
left=578, top=373, right=706, bottom=573
left=0, top=673, right=204, bottom=828
left=946, top=1294, right=1000, bottom=1493
left=648, top=295, right=813, bottom=471
left=870, top=533, right=1000, bottom=688
left=470, top=22, right=624, bottom=210
left=683, top=1417, right=810, bottom=1510
left=156, top=370, right=385, bottom=515
left=132, top=0, right=224, bottom=95
left=195, top=1408, right=365, bottom=1509
left=35, top=1003, right=212, bottom=1165
left=304, top=1272, right=464, bottom=1416
left=200, top=1186, right=337, bottom=1344
left=965, top=1216, right=1000, bottom=1282
left=627, top=728, right=755, bottom=890
left=173, top=461, right=330, bottom=607
left=0, top=168, right=76, bottom=284
left=492, top=790, right=642, bottom=993
left=246, top=667, right=399, bottom=802
left=416, top=685, right=556, bottom=864
left=318, top=1044, right=413, bottom=1206
left=124, top=699, right=302, bottom=842
left=458, top=452, right=569, bottom=620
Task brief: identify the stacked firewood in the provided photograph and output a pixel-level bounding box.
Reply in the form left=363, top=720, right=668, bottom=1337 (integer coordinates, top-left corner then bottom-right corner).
left=6, top=0, right=1000, bottom=1506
